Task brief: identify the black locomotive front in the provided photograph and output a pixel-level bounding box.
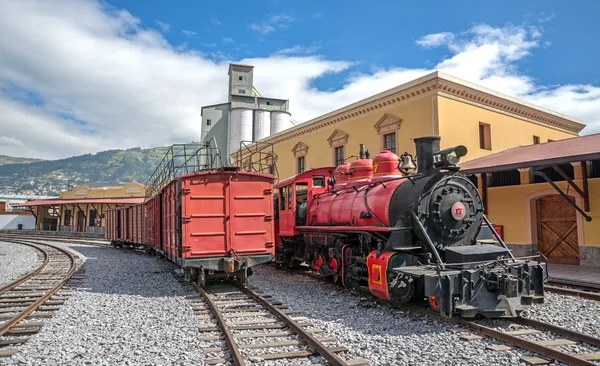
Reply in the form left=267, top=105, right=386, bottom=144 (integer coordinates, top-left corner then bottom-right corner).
left=385, top=137, right=546, bottom=317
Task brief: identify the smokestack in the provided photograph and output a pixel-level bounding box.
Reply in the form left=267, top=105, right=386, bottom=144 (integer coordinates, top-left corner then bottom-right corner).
left=359, top=144, right=365, bottom=159
left=414, top=136, right=441, bottom=173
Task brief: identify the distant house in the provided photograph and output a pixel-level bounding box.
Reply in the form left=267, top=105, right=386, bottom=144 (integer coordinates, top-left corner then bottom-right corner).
left=15, top=183, right=145, bottom=234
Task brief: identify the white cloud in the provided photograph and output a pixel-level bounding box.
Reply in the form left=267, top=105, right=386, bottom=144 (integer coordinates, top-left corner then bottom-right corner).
left=0, top=1, right=598, bottom=161
left=249, top=23, right=275, bottom=34
left=211, top=17, right=221, bottom=26
left=221, top=37, right=235, bottom=43
left=182, top=29, right=197, bottom=36
left=416, top=32, right=455, bottom=48
left=249, top=13, right=294, bottom=35
left=155, top=20, right=170, bottom=33
left=274, top=45, right=321, bottom=56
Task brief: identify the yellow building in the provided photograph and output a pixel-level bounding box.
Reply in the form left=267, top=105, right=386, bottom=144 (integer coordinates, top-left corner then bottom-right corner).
left=234, top=71, right=584, bottom=180
left=460, top=134, right=600, bottom=267
left=18, top=183, right=145, bottom=234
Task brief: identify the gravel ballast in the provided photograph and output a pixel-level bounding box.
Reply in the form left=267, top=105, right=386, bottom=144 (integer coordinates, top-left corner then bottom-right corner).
left=4, top=239, right=600, bottom=366
left=523, top=291, right=600, bottom=337
left=4, top=244, right=207, bottom=366
left=0, top=240, right=41, bottom=287
left=249, top=265, right=549, bottom=366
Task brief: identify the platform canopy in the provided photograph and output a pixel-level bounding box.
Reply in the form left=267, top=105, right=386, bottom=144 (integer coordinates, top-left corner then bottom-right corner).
left=16, top=197, right=144, bottom=207
left=459, top=133, right=600, bottom=174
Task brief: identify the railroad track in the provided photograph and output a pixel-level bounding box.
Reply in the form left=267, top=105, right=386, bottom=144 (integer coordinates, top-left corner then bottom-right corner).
left=0, top=233, right=109, bottom=247
left=292, top=267, right=600, bottom=365
left=545, top=281, right=600, bottom=302
left=0, top=239, right=82, bottom=359
left=404, top=304, right=600, bottom=366
left=185, top=281, right=368, bottom=366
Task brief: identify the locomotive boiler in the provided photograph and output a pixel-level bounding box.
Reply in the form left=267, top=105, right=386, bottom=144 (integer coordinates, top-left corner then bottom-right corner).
left=275, top=137, right=546, bottom=318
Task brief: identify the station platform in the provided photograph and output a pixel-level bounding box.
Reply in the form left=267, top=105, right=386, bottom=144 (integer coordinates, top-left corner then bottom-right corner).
left=547, top=263, right=600, bottom=289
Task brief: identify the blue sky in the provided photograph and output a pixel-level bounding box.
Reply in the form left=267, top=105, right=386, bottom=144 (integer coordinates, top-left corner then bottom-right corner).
left=0, top=0, right=599, bottom=159
left=113, top=0, right=600, bottom=87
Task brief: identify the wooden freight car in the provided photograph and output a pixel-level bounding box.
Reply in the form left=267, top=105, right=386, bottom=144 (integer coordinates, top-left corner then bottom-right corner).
left=106, top=205, right=145, bottom=248
left=105, top=143, right=276, bottom=286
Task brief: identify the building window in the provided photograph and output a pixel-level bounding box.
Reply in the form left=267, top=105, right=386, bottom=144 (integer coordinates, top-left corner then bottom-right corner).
left=479, top=122, right=491, bottom=150
left=335, top=146, right=345, bottom=166
left=383, top=132, right=397, bottom=154
left=297, top=156, right=305, bottom=174
left=238, top=89, right=246, bottom=94
left=206, top=119, right=211, bottom=126
left=533, top=136, right=540, bottom=144
left=238, top=76, right=243, bottom=81
left=266, top=101, right=272, bottom=106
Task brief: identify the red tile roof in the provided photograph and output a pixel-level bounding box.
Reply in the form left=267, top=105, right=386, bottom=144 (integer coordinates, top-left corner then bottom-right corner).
left=459, top=133, right=600, bottom=174
left=16, top=197, right=144, bottom=207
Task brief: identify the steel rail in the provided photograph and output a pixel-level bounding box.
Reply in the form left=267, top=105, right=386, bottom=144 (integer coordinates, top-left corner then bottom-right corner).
left=0, top=242, right=48, bottom=296
left=402, top=304, right=596, bottom=366
left=544, top=285, right=600, bottom=302
left=0, top=240, right=80, bottom=337
left=195, top=285, right=245, bottom=366
left=516, top=317, right=600, bottom=348
left=240, top=285, right=350, bottom=366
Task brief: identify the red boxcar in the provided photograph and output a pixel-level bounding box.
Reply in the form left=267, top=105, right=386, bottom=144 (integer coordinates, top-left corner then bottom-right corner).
left=105, top=143, right=276, bottom=285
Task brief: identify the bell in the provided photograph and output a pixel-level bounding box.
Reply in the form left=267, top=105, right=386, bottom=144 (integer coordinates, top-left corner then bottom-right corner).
left=399, top=153, right=416, bottom=173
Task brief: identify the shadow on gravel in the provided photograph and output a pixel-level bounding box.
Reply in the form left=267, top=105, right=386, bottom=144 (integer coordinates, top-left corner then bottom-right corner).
left=250, top=265, right=451, bottom=339
left=68, top=245, right=186, bottom=299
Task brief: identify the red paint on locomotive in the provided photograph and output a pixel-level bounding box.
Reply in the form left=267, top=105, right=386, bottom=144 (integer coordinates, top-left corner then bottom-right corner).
left=366, top=251, right=396, bottom=301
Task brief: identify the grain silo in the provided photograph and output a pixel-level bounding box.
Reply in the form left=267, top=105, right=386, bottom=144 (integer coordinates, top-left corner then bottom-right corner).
left=229, top=108, right=253, bottom=154
left=253, top=109, right=271, bottom=141
left=270, top=111, right=293, bottom=135
left=201, top=63, right=292, bottom=159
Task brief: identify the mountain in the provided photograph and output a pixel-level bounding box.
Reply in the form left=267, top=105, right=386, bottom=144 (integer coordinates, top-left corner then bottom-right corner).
left=0, top=147, right=173, bottom=196
left=0, top=155, right=46, bottom=166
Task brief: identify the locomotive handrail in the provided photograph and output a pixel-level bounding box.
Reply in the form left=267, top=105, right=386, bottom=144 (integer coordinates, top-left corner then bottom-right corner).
left=411, top=210, right=446, bottom=271
left=482, top=215, right=515, bottom=259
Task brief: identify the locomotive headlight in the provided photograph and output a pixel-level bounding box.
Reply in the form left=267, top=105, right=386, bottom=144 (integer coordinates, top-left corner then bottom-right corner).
left=432, top=145, right=468, bottom=168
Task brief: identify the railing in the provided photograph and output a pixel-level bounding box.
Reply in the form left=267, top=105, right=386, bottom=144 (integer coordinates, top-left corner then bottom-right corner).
left=235, top=141, right=278, bottom=179
left=144, top=143, right=223, bottom=201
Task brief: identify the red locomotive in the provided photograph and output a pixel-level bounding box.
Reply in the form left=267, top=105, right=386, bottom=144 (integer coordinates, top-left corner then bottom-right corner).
left=106, top=143, right=275, bottom=286
left=274, top=137, right=546, bottom=318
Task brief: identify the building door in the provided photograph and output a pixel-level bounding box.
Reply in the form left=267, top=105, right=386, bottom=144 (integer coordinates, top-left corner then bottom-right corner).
left=536, top=195, right=579, bottom=264
left=77, top=209, right=85, bottom=232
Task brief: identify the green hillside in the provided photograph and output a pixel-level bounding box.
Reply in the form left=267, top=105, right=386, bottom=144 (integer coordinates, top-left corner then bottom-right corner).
left=0, top=146, right=173, bottom=196
left=0, top=155, right=46, bottom=166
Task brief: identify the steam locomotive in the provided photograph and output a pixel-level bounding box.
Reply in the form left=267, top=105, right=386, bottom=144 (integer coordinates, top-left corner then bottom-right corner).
left=274, top=137, right=546, bottom=318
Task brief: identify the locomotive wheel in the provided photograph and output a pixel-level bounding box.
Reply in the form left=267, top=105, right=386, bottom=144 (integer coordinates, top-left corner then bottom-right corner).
left=388, top=273, right=415, bottom=306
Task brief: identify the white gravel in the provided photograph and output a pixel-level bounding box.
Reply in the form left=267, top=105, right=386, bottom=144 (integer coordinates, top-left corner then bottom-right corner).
left=523, top=291, right=600, bottom=337
left=249, top=265, right=542, bottom=366
left=4, top=244, right=207, bottom=366
left=0, top=241, right=42, bottom=287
